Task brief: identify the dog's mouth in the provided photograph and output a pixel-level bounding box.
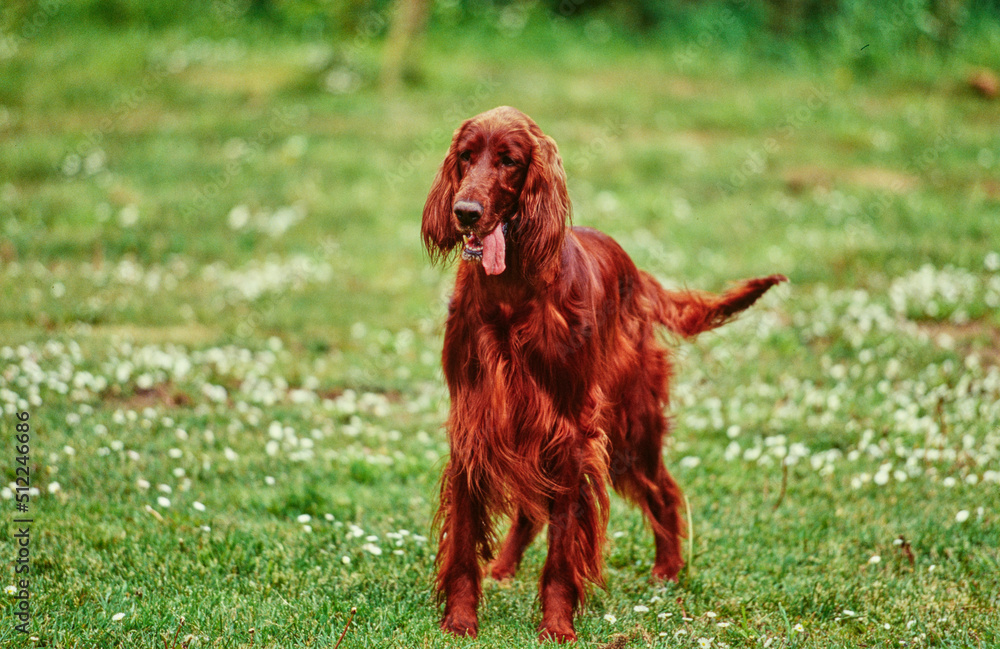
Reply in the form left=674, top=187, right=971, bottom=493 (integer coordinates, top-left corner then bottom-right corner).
left=462, top=223, right=507, bottom=275
left=461, top=232, right=484, bottom=260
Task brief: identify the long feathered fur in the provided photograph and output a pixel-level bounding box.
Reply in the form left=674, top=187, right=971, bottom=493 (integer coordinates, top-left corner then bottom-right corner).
left=424, top=106, right=786, bottom=643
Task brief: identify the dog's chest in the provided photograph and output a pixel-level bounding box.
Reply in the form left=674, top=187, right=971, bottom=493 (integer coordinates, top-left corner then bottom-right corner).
left=485, top=306, right=591, bottom=410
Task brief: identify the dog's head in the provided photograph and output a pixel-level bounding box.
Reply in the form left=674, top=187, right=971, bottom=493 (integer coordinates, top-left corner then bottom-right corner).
left=422, top=106, right=570, bottom=276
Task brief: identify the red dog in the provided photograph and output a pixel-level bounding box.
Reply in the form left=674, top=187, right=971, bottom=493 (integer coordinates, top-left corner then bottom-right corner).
left=422, top=106, right=785, bottom=642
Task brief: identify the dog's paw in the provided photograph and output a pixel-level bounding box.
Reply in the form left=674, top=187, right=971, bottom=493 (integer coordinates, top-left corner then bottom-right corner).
left=538, top=623, right=577, bottom=643
left=441, top=611, right=478, bottom=638
left=488, top=560, right=517, bottom=582
left=651, top=561, right=683, bottom=582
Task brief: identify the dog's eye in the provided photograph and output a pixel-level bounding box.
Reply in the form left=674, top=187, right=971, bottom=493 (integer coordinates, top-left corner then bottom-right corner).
left=459, top=150, right=472, bottom=162
left=500, top=155, right=516, bottom=167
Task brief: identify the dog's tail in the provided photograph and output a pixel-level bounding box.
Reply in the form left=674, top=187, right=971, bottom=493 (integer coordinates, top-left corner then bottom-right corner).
left=647, top=273, right=787, bottom=338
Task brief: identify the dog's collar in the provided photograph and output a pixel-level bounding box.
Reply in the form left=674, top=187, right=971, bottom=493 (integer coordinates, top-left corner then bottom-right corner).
left=503, top=216, right=519, bottom=239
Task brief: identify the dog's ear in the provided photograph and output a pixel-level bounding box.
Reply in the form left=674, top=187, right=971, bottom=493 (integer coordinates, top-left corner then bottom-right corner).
left=422, top=123, right=467, bottom=262
left=515, top=125, right=570, bottom=274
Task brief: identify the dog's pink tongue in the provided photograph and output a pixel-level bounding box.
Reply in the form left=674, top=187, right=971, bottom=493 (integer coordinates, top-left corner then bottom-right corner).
left=482, top=225, right=506, bottom=275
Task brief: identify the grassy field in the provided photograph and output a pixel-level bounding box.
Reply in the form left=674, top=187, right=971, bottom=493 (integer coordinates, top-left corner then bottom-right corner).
left=1, top=12, right=999, bottom=649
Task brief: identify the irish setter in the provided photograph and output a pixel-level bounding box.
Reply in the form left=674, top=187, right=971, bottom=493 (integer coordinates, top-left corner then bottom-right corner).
left=422, top=106, right=785, bottom=643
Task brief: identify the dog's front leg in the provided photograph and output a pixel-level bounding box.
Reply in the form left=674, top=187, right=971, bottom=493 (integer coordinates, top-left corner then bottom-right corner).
left=436, top=465, right=489, bottom=638
left=538, top=442, right=608, bottom=643
left=538, top=498, right=582, bottom=642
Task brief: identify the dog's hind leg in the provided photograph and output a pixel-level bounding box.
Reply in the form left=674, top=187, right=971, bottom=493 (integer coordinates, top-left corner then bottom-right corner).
left=489, top=508, right=542, bottom=581
left=610, top=365, right=686, bottom=582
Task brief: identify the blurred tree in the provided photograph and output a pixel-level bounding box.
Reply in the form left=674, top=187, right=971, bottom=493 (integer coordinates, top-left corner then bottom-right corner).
left=931, top=0, right=967, bottom=48
left=248, top=0, right=273, bottom=17
left=2, top=0, right=996, bottom=53
left=1, top=1, right=32, bottom=31
left=381, top=0, right=430, bottom=92
left=766, top=0, right=840, bottom=37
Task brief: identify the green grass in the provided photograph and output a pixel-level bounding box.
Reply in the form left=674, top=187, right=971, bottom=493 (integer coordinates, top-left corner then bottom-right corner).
left=1, top=15, right=999, bottom=649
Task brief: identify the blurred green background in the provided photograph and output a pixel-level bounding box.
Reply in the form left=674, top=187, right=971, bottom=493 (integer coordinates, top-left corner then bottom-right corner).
left=1, top=2, right=999, bottom=648
left=1, top=0, right=999, bottom=340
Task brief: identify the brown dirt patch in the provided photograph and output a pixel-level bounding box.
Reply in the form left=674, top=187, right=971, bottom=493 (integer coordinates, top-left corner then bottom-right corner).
left=104, top=382, right=193, bottom=410
left=918, top=320, right=1000, bottom=367
left=180, top=62, right=297, bottom=98
left=979, top=180, right=1000, bottom=199
left=784, top=165, right=917, bottom=193
left=89, top=324, right=221, bottom=346
left=317, top=388, right=404, bottom=404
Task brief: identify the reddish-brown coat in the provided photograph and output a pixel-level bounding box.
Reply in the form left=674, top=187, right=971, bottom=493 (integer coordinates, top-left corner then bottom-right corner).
left=422, top=106, right=786, bottom=642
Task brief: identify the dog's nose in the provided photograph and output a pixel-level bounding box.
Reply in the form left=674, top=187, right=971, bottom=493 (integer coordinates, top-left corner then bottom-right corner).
left=454, top=201, right=483, bottom=227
